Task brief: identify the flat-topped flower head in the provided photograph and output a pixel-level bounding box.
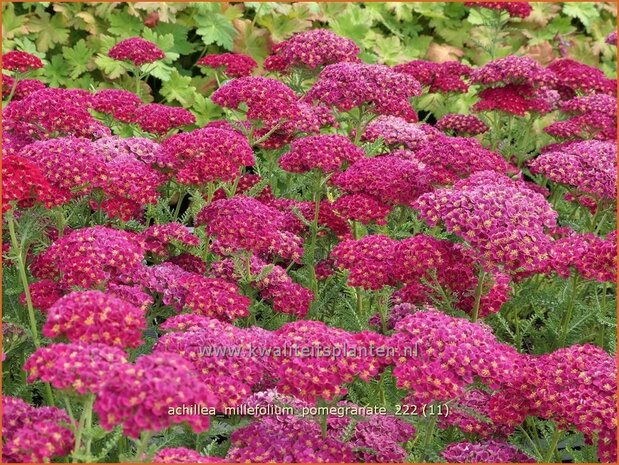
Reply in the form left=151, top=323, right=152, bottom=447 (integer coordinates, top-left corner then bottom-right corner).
left=2, top=50, right=44, bottom=72
left=331, top=234, right=398, bottom=290
left=530, top=140, right=616, bottom=200
left=2, top=155, right=69, bottom=213
left=442, top=440, right=536, bottom=463
left=279, top=134, right=364, bottom=173
left=551, top=231, right=616, bottom=283
left=471, top=55, right=555, bottom=87
left=198, top=53, right=257, bottom=77
left=212, top=76, right=300, bottom=124
left=94, top=353, right=216, bottom=438
left=394, top=60, right=471, bottom=93
left=24, top=343, right=128, bottom=395
left=153, top=448, right=225, bottom=463
left=264, top=29, right=360, bottom=72
left=2, top=76, right=46, bottom=101
left=333, top=193, right=391, bottom=226
left=4, top=88, right=109, bottom=141
left=306, top=62, right=422, bottom=121
left=30, top=226, right=145, bottom=289
left=43, top=290, right=146, bottom=348
left=465, top=2, right=533, bottom=18
left=142, top=223, right=200, bottom=257
left=108, top=37, right=165, bottom=66
left=133, top=103, right=196, bottom=136
left=196, top=196, right=304, bottom=262
left=363, top=115, right=429, bottom=149
left=158, top=127, right=254, bottom=184
left=388, top=310, right=521, bottom=403
left=474, top=84, right=554, bottom=116
left=436, top=113, right=488, bottom=136
left=547, top=58, right=616, bottom=97
left=92, top=88, right=142, bottom=122
left=2, top=396, right=74, bottom=463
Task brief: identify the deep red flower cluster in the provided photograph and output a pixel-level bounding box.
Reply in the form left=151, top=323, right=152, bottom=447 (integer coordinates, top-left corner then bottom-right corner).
left=547, top=58, right=617, bottom=97
left=92, top=88, right=142, bottom=122
left=544, top=94, right=617, bottom=140
left=2, top=50, right=44, bottom=72
left=265, top=29, right=360, bottom=72
left=197, top=196, right=304, bottom=262
left=466, top=2, right=533, bottom=18
left=159, top=127, right=254, bottom=184
left=108, top=37, right=165, bottom=66
left=198, top=53, right=257, bottom=77
left=142, top=223, right=200, bottom=257
left=436, top=113, right=489, bottom=135
left=212, top=76, right=300, bottom=124
left=394, top=60, right=471, bottom=93
left=133, top=103, right=196, bottom=136
left=551, top=231, right=617, bottom=282
left=2, top=76, right=46, bottom=100
left=279, top=134, right=364, bottom=173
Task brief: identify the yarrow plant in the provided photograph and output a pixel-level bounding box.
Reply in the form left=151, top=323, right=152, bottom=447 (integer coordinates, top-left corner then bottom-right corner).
left=2, top=7, right=617, bottom=465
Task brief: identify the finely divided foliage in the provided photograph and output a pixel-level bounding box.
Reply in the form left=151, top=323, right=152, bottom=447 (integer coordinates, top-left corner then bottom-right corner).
left=1, top=2, right=617, bottom=464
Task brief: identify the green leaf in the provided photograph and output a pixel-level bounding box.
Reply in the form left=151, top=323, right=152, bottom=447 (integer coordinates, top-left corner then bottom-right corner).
left=62, top=39, right=93, bottom=79
left=191, top=94, right=224, bottom=126
left=27, top=12, right=70, bottom=52
left=43, top=54, right=70, bottom=87
left=2, top=3, right=28, bottom=39
left=95, top=54, right=127, bottom=79
left=108, top=11, right=144, bottom=37
left=141, top=29, right=179, bottom=62
left=160, top=69, right=197, bottom=106
left=328, top=7, right=373, bottom=46
left=153, top=22, right=196, bottom=55
left=562, top=3, right=600, bottom=33
left=195, top=13, right=236, bottom=50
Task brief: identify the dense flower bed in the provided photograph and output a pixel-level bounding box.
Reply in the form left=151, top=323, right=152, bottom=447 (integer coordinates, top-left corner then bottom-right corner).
left=1, top=2, right=617, bottom=464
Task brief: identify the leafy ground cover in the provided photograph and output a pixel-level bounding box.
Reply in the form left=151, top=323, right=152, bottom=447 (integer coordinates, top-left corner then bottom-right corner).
left=1, top=2, right=617, bottom=464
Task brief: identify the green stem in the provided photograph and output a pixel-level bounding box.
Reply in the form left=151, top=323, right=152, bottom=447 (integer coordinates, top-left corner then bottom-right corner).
left=543, top=427, right=562, bottom=463
left=6, top=212, right=57, bottom=404
left=307, top=171, right=323, bottom=295
left=419, top=413, right=438, bottom=461
left=134, top=430, right=153, bottom=462
left=72, top=395, right=95, bottom=462
left=4, top=74, right=20, bottom=106
left=558, top=272, right=579, bottom=347
left=471, top=270, right=487, bottom=323
left=172, top=187, right=185, bottom=221
left=83, top=394, right=96, bottom=460
left=355, top=287, right=364, bottom=319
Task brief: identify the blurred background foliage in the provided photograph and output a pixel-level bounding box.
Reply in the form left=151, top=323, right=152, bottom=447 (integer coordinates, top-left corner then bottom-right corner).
left=2, top=1, right=616, bottom=113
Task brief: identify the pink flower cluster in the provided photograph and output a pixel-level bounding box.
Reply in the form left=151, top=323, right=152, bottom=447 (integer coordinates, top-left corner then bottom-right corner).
left=92, top=88, right=142, bottom=122
left=153, top=448, right=225, bottom=463
left=471, top=55, right=555, bottom=87
left=24, top=343, right=128, bottom=394
left=142, top=223, right=200, bottom=257
left=306, top=62, right=422, bottom=121
left=212, top=76, right=300, bottom=124
left=271, top=320, right=383, bottom=401
left=43, top=290, right=146, bottom=348
left=156, top=315, right=271, bottom=410
left=264, top=29, right=360, bottom=72
left=529, top=140, right=617, bottom=199
left=548, top=58, right=616, bottom=97
left=141, top=263, right=250, bottom=321
left=197, top=196, right=304, bottom=262
left=544, top=94, right=617, bottom=140
left=441, top=440, right=535, bottom=463
left=362, top=115, right=430, bottom=150
left=331, top=155, right=430, bottom=208
left=31, top=226, right=145, bottom=289
left=198, top=53, right=257, bottom=77
left=394, top=60, right=471, bottom=93
left=2, top=396, right=74, bottom=463
left=388, top=310, right=520, bottom=403
left=159, top=127, right=254, bottom=184
left=4, top=88, right=110, bottom=141
left=2, top=50, right=44, bottom=72
left=436, top=113, right=488, bottom=135
left=414, top=171, right=557, bottom=274
left=551, top=231, right=617, bottom=283
left=108, top=37, right=165, bottom=66
left=213, top=255, right=313, bottom=317
left=333, top=193, right=392, bottom=225
left=94, top=353, right=216, bottom=438
left=133, top=103, right=196, bottom=136
left=279, top=134, right=364, bottom=173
